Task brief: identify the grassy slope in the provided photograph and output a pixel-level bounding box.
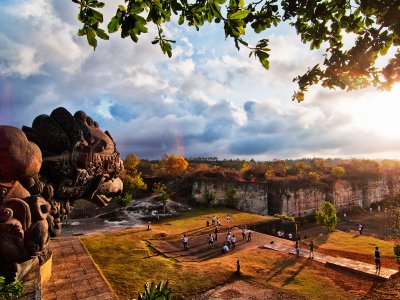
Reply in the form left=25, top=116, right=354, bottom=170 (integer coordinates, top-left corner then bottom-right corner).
left=311, top=231, right=395, bottom=257
left=81, top=208, right=365, bottom=300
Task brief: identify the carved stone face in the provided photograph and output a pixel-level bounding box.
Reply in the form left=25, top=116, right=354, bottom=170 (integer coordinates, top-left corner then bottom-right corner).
left=22, top=107, right=124, bottom=207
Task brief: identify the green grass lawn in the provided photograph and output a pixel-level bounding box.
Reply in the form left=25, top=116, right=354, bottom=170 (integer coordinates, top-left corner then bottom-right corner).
left=81, top=208, right=372, bottom=299
left=309, top=231, right=395, bottom=257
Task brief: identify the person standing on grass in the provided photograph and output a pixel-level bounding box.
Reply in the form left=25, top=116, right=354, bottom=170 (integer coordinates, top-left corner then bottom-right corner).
left=358, top=223, right=364, bottom=235
left=183, top=234, right=189, bottom=250
left=231, top=235, right=236, bottom=250
left=374, top=246, right=381, bottom=274
left=212, top=215, right=216, bottom=225
left=247, top=229, right=252, bottom=242
left=309, top=240, right=314, bottom=258
left=214, top=226, right=219, bottom=241
left=206, top=217, right=210, bottom=227
left=242, top=227, right=246, bottom=240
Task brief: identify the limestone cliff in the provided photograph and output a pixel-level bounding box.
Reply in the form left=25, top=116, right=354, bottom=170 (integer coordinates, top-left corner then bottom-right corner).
left=191, top=176, right=400, bottom=217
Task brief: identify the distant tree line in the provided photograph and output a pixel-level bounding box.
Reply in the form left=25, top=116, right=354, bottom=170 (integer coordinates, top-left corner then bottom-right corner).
left=135, top=156, right=400, bottom=183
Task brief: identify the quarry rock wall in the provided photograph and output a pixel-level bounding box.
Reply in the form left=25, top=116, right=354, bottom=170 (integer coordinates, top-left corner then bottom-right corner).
left=191, top=177, right=400, bottom=217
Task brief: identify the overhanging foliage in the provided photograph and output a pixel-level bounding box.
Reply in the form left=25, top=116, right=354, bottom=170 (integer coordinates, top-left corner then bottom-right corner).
left=73, top=0, right=399, bottom=101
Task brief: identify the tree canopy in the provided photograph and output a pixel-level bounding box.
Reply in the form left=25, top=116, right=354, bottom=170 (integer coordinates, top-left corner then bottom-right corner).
left=315, top=201, right=337, bottom=232
left=73, top=0, right=399, bottom=101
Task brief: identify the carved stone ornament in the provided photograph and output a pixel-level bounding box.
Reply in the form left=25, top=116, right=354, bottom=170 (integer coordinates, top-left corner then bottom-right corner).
left=0, top=108, right=123, bottom=282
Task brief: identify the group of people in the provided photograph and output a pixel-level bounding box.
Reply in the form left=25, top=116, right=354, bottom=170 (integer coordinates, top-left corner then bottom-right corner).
left=276, top=230, right=293, bottom=240
left=206, top=215, right=227, bottom=227
left=182, top=215, right=254, bottom=254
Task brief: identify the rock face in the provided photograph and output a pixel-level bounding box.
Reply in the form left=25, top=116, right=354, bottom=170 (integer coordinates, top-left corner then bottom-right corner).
left=192, top=177, right=400, bottom=217
left=0, top=107, right=123, bottom=282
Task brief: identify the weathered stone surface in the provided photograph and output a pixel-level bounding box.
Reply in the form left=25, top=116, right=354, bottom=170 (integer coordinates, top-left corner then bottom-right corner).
left=0, top=107, right=123, bottom=283
left=192, top=177, right=400, bottom=217
left=0, top=125, right=42, bottom=181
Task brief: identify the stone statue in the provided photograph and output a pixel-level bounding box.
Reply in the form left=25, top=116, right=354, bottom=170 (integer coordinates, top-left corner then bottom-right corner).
left=0, top=107, right=123, bottom=282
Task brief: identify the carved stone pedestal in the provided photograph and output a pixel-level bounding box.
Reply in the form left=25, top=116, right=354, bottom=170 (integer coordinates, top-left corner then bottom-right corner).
left=19, top=252, right=52, bottom=300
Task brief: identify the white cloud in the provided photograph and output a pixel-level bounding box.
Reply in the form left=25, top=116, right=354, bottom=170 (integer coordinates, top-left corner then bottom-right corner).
left=168, top=59, right=195, bottom=76
left=0, top=36, right=42, bottom=77
left=2, top=0, right=400, bottom=160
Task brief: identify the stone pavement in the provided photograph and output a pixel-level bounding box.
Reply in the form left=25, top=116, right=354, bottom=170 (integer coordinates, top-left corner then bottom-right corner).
left=262, top=235, right=398, bottom=281
left=42, top=237, right=116, bottom=300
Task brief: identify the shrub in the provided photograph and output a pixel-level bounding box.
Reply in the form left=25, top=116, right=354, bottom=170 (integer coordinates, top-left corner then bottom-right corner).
left=331, top=166, right=346, bottom=178
left=0, top=277, right=24, bottom=300
left=204, top=190, right=216, bottom=207
left=315, top=201, right=337, bottom=232
left=115, top=194, right=133, bottom=207
left=308, top=171, right=320, bottom=180
left=394, top=244, right=400, bottom=264
left=225, top=187, right=238, bottom=208
left=138, top=281, right=171, bottom=300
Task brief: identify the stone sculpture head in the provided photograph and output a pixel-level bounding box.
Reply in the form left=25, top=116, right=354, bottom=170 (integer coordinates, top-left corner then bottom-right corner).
left=0, top=107, right=124, bottom=282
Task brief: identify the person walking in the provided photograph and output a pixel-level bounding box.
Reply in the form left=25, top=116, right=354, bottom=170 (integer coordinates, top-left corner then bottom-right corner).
left=212, top=215, right=216, bottom=225
left=183, top=234, right=189, bottom=250
left=226, top=232, right=232, bottom=248
left=206, top=217, right=210, bottom=227
left=231, top=235, right=236, bottom=250
left=242, top=227, right=246, bottom=240
left=374, top=246, right=381, bottom=274
left=208, top=234, right=214, bottom=246
left=309, top=240, right=314, bottom=258
left=247, top=229, right=252, bottom=242
left=214, top=226, right=219, bottom=241
left=295, top=239, right=300, bottom=257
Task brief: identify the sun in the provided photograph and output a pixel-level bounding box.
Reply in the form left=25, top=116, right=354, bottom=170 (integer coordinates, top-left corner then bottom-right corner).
left=346, top=83, right=400, bottom=139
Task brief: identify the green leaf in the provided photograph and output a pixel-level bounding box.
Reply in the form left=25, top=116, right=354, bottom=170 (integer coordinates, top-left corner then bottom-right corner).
left=78, top=28, right=86, bottom=36
left=108, top=16, right=121, bottom=33
left=256, top=50, right=270, bottom=69
left=130, top=32, right=139, bottom=43
left=96, top=28, right=109, bottom=40
left=214, top=0, right=226, bottom=4
left=87, top=27, right=97, bottom=49
left=229, top=9, right=250, bottom=20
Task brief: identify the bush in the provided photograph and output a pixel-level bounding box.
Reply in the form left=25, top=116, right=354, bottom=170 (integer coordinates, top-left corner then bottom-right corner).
left=308, top=171, right=320, bottom=180
left=138, top=281, right=172, bottom=300
left=394, top=244, right=400, bottom=264
left=331, top=166, right=345, bottom=178
left=0, top=277, right=24, bottom=300
left=115, top=194, right=133, bottom=207
left=315, top=201, right=337, bottom=232
left=225, top=187, right=238, bottom=208
left=274, top=214, right=295, bottom=222
left=204, top=190, right=216, bottom=207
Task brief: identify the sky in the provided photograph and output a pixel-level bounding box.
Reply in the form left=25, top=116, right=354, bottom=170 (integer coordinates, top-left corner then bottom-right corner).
left=1, top=0, right=400, bottom=160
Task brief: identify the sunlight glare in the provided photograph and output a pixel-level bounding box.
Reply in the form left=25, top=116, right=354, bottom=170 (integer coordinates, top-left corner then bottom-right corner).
left=348, top=84, right=400, bottom=139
